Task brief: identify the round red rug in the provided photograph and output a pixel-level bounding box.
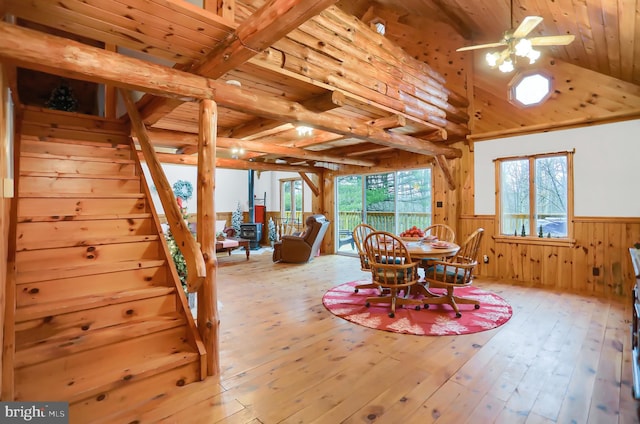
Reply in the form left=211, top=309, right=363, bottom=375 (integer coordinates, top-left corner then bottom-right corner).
left=322, top=280, right=513, bottom=336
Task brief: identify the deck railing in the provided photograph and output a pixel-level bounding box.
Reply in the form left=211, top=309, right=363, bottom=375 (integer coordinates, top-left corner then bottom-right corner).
left=337, top=211, right=432, bottom=234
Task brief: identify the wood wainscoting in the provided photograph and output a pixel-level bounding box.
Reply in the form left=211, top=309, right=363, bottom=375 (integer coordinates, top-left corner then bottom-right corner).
left=460, top=215, right=640, bottom=297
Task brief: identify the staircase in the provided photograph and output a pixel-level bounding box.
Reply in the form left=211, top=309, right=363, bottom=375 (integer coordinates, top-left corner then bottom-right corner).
left=12, top=134, right=205, bottom=421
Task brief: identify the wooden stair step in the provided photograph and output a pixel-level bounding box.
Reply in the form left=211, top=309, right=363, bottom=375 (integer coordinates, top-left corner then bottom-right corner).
left=17, top=234, right=160, bottom=251
left=15, top=327, right=200, bottom=404
left=16, top=258, right=166, bottom=284
left=21, top=151, right=136, bottom=164
left=20, top=138, right=133, bottom=160
left=15, top=313, right=187, bottom=368
left=19, top=191, right=146, bottom=199
left=16, top=264, right=171, bottom=310
left=18, top=197, right=149, bottom=221
left=20, top=171, right=140, bottom=180
left=19, top=192, right=145, bottom=199
left=16, top=240, right=163, bottom=272
left=16, top=293, right=182, bottom=349
left=19, top=175, right=142, bottom=194
left=70, top=362, right=202, bottom=424
left=18, top=212, right=152, bottom=223
left=20, top=153, right=136, bottom=177
left=15, top=286, right=177, bottom=323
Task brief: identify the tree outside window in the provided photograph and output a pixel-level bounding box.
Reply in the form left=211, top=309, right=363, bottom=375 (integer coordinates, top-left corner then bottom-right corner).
left=336, top=169, right=432, bottom=234
left=280, top=178, right=303, bottom=224
left=498, top=152, right=572, bottom=238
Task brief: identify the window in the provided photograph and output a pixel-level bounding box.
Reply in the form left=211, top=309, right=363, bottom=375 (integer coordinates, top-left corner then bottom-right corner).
left=509, top=71, right=552, bottom=107
left=497, top=152, right=573, bottom=239
left=336, top=168, right=432, bottom=246
left=280, top=178, right=303, bottom=224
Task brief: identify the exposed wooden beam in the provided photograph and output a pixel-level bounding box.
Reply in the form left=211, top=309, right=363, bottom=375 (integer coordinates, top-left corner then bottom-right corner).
left=214, top=137, right=375, bottom=167
left=204, top=0, right=235, bottom=21
left=220, top=90, right=345, bottom=140
left=141, top=151, right=322, bottom=173
left=434, top=154, right=455, bottom=191
left=299, top=172, right=320, bottom=197
left=469, top=110, right=640, bottom=141
left=368, top=114, right=406, bottom=129
left=142, top=128, right=374, bottom=166
left=0, top=22, right=461, bottom=159
left=140, top=0, right=339, bottom=124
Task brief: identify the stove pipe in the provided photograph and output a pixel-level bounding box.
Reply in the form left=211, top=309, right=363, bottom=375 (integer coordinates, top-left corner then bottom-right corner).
left=248, top=169, right=255, bottom=223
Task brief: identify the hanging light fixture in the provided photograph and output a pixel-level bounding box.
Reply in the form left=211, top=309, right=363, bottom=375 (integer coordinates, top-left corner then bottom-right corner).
left=296, top=126, right=313, bottom=137
left=458, top=0, right=574, bottom=74
left=230, top=146, right=244, bottom=159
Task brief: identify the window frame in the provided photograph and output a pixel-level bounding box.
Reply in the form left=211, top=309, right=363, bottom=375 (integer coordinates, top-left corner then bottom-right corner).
left=279, top=177, right=304, bottom=224
left=494, top=150, right=575, bottom=246
left=335, top=167, right=433, bottom=237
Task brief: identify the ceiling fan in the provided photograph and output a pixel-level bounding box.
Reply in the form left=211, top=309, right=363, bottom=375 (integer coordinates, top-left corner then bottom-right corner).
left=456, top=3, right=575, bottom=73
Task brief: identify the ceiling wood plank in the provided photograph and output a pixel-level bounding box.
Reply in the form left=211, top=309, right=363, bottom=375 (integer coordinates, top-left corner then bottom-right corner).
left=0, top=22, right=461, bottom=158
left=139, top=0, right=338, bottom=124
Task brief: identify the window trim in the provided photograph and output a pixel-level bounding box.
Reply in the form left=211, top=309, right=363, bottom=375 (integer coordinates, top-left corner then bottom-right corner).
left=494, top=150, right=574, bottom=243
left=279, top=177, right=304, bottom=224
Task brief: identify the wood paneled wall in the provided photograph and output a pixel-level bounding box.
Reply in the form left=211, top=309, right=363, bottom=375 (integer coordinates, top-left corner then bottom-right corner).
left=459, top=215, right=640, bottom=297
left=0, top=62, right=9, bottom=398
left=454, top=138, right=640, bottom=298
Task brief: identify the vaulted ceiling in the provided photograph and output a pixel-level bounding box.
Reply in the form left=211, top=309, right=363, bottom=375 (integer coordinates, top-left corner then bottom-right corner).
left=2, top=0, right=639, bottom=173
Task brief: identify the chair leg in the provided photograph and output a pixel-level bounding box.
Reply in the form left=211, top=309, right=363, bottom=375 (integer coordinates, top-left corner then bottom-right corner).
left=421, top=287, right=478, bottom=318
left=365, top=288, right=421, bottom=318
left=354, top=281, right=378, bottom=293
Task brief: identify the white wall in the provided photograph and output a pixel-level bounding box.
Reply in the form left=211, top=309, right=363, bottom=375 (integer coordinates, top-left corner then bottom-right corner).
left=142, top=164, right=315, bottom=217
left=142, top=163, right=248, bottom=215
left=474, top=119, right=640, bottom=217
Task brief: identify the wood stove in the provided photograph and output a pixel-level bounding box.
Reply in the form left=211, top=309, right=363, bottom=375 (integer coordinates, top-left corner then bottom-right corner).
left=240, top=223, right=262, bottom=250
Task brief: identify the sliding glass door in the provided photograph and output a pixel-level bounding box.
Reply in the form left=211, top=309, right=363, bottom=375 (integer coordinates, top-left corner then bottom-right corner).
left=336, top=169, right=432, bottom=252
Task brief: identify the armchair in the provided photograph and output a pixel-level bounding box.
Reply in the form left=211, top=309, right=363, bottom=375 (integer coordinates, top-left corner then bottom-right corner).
left=363, top=231, right=422, bottom=318
left=421, top=228, right=484, bottom=318
left=272, top=214, right=330, bottom=263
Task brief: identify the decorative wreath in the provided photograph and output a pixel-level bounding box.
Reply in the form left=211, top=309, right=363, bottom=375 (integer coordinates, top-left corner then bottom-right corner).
left=173, top=179, right=193, bottom=201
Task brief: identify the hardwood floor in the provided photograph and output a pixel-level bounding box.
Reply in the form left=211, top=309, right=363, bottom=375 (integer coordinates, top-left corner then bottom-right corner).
left=134, top=252, right=640, bottom=423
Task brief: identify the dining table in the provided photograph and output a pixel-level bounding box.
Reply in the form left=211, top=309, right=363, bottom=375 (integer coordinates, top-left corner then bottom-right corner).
left=403, top=239, right=460, bottom=260
left=402, top=239, right=460, bottom=299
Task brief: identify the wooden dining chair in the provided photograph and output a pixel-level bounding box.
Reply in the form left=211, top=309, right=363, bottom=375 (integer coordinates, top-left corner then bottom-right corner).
left=423, top=224, right=455, bottom=243
left=363, top=231, right=423, bottom=318
left=421, top=228, right=484, bottom=318
left=419, top=223, right=457, bottom=271
left=352, top=223, right=378, bottom=293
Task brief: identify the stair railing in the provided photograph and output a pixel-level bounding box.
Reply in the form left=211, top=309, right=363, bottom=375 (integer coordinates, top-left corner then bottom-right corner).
left=120, top=89, right=206, bottom=293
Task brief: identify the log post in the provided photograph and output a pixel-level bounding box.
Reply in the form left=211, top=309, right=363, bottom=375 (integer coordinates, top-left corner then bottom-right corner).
left=197, top=99, right=219, bottom=376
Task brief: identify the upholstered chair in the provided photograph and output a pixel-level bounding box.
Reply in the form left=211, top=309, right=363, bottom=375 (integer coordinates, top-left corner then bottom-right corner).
left=421, top=228, right=484, bottom=318
left=272, top=214, right=330, bottom=263
left=363, top=231, right=422, bottom=318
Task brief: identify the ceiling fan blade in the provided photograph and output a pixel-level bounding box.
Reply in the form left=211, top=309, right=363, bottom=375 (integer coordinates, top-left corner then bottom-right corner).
left=512, top=16, right=543, bottom=38
left=529, top=34, right=576, bottom=46
left=456, top=42, right=507, bottom=52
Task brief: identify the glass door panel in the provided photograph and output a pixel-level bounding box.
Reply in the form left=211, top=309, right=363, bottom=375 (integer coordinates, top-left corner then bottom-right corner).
left=365, top=173, right=395, bottom=233
left=336, top=175, right=362, bottom=252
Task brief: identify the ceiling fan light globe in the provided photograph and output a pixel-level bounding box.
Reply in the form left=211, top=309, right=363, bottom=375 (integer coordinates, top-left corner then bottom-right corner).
left=486, top=52, right=500, bottom=67
left=499, top=58, right=515, bottom=73
left=527, top=49, right=541, bottom=64
left=514, top=39, right=533, bottom=57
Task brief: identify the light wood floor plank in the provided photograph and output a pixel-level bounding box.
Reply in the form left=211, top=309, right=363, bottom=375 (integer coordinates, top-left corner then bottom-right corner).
left=130, top=253, right=639, bottom=424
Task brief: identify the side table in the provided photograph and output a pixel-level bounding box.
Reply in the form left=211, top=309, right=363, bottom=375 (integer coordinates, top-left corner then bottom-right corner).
left=216, top=237, right=250, bottom=260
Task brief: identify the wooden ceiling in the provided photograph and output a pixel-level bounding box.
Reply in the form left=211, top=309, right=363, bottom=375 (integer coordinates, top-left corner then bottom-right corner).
left=3, top=0, right=640, bottom=173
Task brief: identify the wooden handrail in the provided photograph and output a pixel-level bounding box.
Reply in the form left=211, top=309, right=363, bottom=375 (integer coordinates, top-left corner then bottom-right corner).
left=120, top=89, right=206, bottom=293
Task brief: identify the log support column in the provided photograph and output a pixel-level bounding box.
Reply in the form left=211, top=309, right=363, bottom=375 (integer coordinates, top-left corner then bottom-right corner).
left=197, top=99, right=219, bottom=376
